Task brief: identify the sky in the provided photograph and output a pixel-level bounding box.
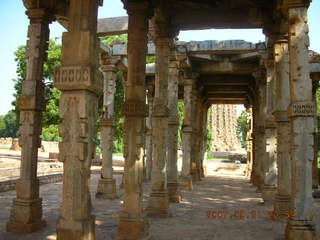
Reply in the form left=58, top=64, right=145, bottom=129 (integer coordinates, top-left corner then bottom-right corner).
left=0, top=0, right=319, bottom=115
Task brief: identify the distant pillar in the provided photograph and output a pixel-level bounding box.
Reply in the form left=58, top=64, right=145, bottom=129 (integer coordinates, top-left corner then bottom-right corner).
left=167, top=53, right=181, bottom=203
left=96, top=56, right=118, bottom=199
left=180, top=77, right=194, bottom=191
left=261, top=48, right=277, bottom=205
left=145, top=85, right=154, bottom=181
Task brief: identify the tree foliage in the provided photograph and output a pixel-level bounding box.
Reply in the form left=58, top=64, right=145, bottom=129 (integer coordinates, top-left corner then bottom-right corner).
left=11, top=39, right=62, bottom=141
left=0, top=111, right=19, bottom=137
left=237, top=110, right=248, bottom=149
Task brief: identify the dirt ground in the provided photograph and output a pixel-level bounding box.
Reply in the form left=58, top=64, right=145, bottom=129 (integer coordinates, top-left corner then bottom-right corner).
left=1, top=168, right=320, bottom=240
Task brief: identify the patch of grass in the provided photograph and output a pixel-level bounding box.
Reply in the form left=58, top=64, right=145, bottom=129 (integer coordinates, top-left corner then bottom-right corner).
left=206, top=153, right=229, bottom=161
left=0, top=147, right=10, bottom=150
left=113, top=153, right=123, bottom=157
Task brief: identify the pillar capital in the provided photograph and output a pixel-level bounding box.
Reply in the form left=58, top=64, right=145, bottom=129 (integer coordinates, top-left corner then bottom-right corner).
left=125, top=1, right=151, bottom=16
left=287, top=0, right=311, bottom=8
left=26, top=8, right=53, bottom=23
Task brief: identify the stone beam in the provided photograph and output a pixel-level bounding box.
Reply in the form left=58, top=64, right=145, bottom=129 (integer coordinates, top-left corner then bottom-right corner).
left=201, top=75, right=254, bottom=86
left=196, top=61, right=260, bottom=75
left=205, top=93, right=248, bottom=100
left=209, top=100, right=247, bottom=104
left=97, top=16, right=128, bottom=36
left=204, top=85, right=249, bottom=94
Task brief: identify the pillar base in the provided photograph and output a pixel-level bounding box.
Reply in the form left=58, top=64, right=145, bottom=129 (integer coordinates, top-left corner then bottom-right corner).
left=96, top=178, right=117, bottom=199
left=274, top=194, right=291, bottom=220
left=285, top=220, right=316, bottom=240
left=261, top=185, right=276, bottom=205
left=117, top=215, right=150, bottom=240
left=167, top=182, right=181, bottom=203
left=56, top=215, right=95, bottom=240
left=6, top=198, right=46, bottom=233
left=146, top=191, right=171, bottom=218
left=179, top=176, right=193, bottom=191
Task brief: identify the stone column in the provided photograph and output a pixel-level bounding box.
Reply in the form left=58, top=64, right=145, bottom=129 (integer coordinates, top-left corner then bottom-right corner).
left=261, top=54, right=277, bottom=205
left=145, top=86, right=154, bottom=181
left=286, top=4, right=316, bottom=239
left=273, top=35, right=292, bottom=218
left=54, top=1, right=101, bottom=239
left=117, top=2, right=150, bottom=239
left=7, top=8, right=51, bottom=233
left=252, top=71, right=267, bottom=192
left=146, top=9, right=172, bottom=217
left=200, top=104, right=209, bottom=178
left=246, top=106, right=254, bottom=179
left=312, top=80, right=319, bottom=190
left=167, top=53, right=181, bottom=203
left=251, top=101, right=259, bottom=186
left=191, top=94, right=202, bottom=182
left=180, top=77, right=194, bottom=191
left=96, top=56, right=118, bottom=199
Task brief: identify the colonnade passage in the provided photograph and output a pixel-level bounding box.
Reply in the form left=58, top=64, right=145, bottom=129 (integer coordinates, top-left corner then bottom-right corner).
left=5, top=0, right=320, bottom=240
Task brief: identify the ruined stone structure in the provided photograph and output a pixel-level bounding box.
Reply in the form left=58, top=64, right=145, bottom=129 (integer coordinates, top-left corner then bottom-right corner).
left=6, top=0, right=320, bottom=240
left=211, top=104, right=241, bottom=152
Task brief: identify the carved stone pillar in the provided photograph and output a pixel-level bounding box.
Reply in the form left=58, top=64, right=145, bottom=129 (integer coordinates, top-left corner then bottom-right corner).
left=246, top=106, right=253, bottom=179
left=262, top=54, right=277, bottom=205
left=252, top=71, right=267, bottom=192
left=193, top=98, right=204, bottom=181
left=146, top=9, right=173, bottom=217
left=286, top=4, right=316, bottom=239
left=273, top=35, right=292, bottom=218
left=117, top=2, right=150, bottom=239
left=180, top=78, right=194, bottom=191
left=166, top=54, right=181, bottom=203
left=312, top=80, right=319, bottom=190
left=54, top=1, right=101, bottom=239
left=6, top=8, right=51, bottom=233
left=145, top=86, right=154, bottom=181
left=200, top=104, right=209, bottom=178
left=96, top=57, right=117, bottom=199
left=251, top=101, right=259, bottom=186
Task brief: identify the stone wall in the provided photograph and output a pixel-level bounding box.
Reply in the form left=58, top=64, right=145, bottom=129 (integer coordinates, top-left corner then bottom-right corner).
left=210, top=104, right=242, bottom=152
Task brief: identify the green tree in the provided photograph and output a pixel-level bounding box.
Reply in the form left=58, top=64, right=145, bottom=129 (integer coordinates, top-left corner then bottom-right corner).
left=206, top=107, right=213, bottom=152
left=12, top=39, right=62, bottom=141
left=237, top=110, right=248, bottom=149
left=0, top=110, right=19, bottom=137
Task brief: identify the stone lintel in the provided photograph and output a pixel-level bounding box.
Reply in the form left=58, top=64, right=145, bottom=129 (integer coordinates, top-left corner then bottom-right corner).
left=273, top=111, right=290, bottom=122
left=54, top=65, right=103, bottom=93
left=288, top=101, right=315, bottom=118
left=122, top=100, right=148, bottom=117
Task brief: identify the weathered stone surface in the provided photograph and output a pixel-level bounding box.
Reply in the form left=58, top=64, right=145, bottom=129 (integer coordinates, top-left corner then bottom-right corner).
left=7, top=8, right=50, bottom=234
